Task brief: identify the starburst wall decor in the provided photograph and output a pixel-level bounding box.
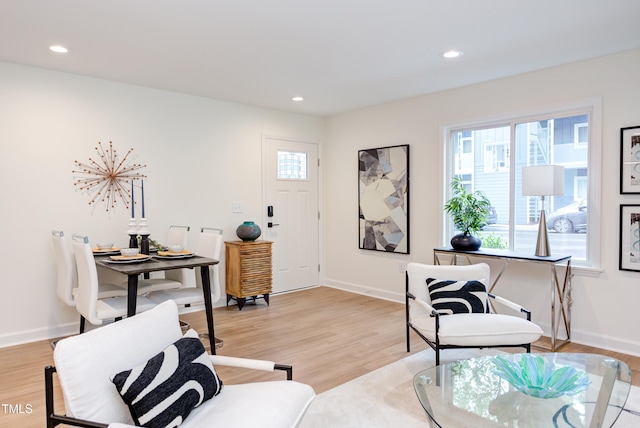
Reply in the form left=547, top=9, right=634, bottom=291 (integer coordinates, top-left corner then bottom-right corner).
left=73, top=141, right=147, bottom=212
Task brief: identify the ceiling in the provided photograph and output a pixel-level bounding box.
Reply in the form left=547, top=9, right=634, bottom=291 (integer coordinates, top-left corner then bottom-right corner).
left=1, top=1, right=639, bottom=117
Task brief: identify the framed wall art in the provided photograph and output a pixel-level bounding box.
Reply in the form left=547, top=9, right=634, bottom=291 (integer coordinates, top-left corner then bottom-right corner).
left=619, top=204, right=640, bottom=272
left=620, top=125, right=640, bottom=194
left=358, top=144, right=409, bottom=254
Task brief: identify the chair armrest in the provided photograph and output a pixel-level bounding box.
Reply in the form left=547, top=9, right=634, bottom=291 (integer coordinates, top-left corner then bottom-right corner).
left=412, top=296, right=438, bottom=316
left=45, top=365, right=109, bottom=428
left=488, top=293, right=532, bottom=317
left=209, top=355, right=293, bottom=380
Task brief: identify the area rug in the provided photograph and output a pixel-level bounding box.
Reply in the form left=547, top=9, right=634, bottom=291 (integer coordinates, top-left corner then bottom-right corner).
left=299, top=349, right=640, bottom=427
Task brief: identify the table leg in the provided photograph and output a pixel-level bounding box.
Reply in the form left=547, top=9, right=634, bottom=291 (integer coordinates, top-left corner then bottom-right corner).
left=127, top=274, right=139, bottom=317
left=550, top=266, right=557, bottom=351
left=200, top=266, right=216, bottom=354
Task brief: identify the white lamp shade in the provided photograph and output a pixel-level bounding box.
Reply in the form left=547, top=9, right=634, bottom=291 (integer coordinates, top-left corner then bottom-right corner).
left=522, top=165, right=565, bottom=196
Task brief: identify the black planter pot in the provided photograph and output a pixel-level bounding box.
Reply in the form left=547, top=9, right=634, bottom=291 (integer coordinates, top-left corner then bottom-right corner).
left=450, top=233, right=482, bottom=251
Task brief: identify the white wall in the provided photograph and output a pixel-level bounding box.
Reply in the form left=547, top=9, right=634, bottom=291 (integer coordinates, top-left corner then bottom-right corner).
left=3, top=49, right=640, bottom=356
left=324, top=49, right=640, bottom=356
left=0, top=61, right=324, bottom=347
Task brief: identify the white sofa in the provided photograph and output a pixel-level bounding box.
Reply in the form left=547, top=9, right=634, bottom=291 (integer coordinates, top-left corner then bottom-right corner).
left=45, top=300, right=315, bottom=427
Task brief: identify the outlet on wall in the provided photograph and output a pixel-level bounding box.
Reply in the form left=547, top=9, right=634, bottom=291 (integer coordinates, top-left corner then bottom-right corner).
left=232, top=201, right=243, bottom=213
left=398, top=262, right=407, bottom=273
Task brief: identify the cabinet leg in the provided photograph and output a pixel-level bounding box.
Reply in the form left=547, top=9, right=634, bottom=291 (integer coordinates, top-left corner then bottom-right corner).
left=226, top=294, right=231, bottom=306
left=264, top=294, right=270, bottom=305
left=237, top=298, right=246, bottom=311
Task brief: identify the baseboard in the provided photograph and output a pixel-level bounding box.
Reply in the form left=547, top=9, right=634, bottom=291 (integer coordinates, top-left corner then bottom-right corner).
left=0, top=301, right=229, bottom=349
left=323, top=278, right=640, bottom=358
left=0, top=322, right=79, bottom=348
left=569, top=328, right=640, bottom=358
left=323, top=279, right=404, bottom=303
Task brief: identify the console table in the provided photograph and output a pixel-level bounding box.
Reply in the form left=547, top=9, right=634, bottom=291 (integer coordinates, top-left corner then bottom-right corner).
left=433, top=247, right=572, bottom=351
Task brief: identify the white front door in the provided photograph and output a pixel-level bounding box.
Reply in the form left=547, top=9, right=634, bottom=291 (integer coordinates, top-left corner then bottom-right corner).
left=263, top=136, right=319, bottom=293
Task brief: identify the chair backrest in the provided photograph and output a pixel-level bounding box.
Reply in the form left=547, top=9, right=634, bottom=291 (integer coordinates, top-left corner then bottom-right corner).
left=53, top=300, right=183, bottom=425
left=51, top=230, right=76, bottom=307
left=195, top=227, right=223, bottom=302
left=71, top=234, right=100, bottom=325
left=166, top=225, right=190, bottom=246
left=407, top=262, right=491, bottom=319
left=165, top=225, right=192, bottom=284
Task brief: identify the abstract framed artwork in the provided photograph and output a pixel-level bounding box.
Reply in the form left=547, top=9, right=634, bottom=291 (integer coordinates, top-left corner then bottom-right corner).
left=620, top=125, right=640, bottom=194
left=619, top=204, right=640, bottom=272
left=358, top=144, right=409, bottom=254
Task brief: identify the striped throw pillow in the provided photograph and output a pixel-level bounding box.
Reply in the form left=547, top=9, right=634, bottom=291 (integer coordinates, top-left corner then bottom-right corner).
left=426, top=278, right=489, bottom=315
left=110, top=329, right=222, bottom=428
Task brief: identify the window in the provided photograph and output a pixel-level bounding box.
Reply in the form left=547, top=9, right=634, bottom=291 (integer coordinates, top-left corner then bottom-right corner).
left=574, top=123, right=588, bottom=148
left=445, top=109, right=598, bottom=266
left=277, top=151, right=307, bottom=179
left=484, top=142, right=509, bottom=173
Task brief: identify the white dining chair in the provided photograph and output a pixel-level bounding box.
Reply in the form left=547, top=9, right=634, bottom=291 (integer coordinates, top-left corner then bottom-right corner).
left=71, top=234, right=157, bottom=333
left=51, top=231, right=132, bottom=333
left=163, top=225, right=195, bottom=287
left=148, top=227, right=224, bottom=348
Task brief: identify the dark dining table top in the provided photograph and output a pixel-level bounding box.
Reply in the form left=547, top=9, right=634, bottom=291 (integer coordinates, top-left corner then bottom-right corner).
left=95, top=255, right=219, bottom=275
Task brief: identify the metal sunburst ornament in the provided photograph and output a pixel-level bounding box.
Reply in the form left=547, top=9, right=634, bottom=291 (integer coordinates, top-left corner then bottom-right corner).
left=73, top=141, right=147, bottom=212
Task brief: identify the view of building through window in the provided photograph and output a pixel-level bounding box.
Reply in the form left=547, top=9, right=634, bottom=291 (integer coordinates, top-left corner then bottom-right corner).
left=448, top=113, right=589, bottom=261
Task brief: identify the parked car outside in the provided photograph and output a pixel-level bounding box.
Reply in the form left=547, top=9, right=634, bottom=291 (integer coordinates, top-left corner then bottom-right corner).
left=486, top=206, right=497, bottom=225
left=546, top=199, right=587, bottom=233
left=480, top=206, right=498, bottom=230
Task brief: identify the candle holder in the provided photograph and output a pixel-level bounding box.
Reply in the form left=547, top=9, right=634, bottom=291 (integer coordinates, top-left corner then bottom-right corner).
left=138, top=218, right=151, bottom=255
left=127, top=218, right=139, bottom=249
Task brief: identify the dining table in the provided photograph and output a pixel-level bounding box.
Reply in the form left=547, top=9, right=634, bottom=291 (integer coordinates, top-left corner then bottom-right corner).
left=94, top=254, right=220, bottom=353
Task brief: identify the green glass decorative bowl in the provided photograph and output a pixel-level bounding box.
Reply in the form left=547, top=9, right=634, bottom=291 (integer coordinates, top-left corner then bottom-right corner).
left=492, top=354, right=590, bottom=399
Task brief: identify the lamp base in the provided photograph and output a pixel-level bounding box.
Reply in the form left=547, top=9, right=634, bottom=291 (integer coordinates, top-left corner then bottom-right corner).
left=535, top=210, right=551, bottom=257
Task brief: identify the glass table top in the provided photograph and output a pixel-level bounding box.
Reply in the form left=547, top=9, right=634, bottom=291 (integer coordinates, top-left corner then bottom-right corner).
left=413, top=353, right=631, bottom=427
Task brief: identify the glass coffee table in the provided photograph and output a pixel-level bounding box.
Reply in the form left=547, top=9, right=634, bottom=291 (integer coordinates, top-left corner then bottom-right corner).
left=413, top=353, right=631, bottom=427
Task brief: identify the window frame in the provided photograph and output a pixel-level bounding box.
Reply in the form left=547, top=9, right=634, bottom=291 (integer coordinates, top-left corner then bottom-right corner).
left=441, top=99, right=602, bottom=271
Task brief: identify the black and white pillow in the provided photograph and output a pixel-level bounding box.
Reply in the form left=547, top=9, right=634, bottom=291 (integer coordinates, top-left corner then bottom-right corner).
left=110, top=329, right=222, bottom=428
left=426, top=278, right=489, bottom=315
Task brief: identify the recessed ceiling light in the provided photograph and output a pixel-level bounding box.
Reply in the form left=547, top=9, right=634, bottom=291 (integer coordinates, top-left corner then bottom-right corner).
left=442, top=50, right=463, bottom=59
left=292, top=96, right=304, bottom=102
left=49, top=45, right=68, bottom=53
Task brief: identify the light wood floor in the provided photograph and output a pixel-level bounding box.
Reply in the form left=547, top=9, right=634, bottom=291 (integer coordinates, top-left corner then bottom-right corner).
left=1, top=286, right=638, bottom=427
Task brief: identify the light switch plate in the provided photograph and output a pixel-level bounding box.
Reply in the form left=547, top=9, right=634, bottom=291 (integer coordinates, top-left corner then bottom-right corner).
left=232, top=201, right=243, bottom=213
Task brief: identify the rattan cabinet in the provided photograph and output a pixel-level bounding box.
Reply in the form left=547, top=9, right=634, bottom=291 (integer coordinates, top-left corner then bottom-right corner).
left=225, top=240, right=272, bottom=310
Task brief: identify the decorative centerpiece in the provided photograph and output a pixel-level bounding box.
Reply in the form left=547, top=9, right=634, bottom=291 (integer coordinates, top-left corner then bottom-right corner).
left=236, top=221, right=262, bottom=241
left=444, top=177, right=490, bottom=251
left=492, top=354, right=590, bottom=399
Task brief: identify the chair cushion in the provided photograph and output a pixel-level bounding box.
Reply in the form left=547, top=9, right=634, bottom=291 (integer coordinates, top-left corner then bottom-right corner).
left=107, top=380, right=316, bottom=428
left=54, top=300, right=184, bottom=425
left=179, top=381, right=316, bottom=428
left=426, top=278, right=489, bottom=315
left=411, top=312, right=543, bottom=346
left=110, top=329, right=222, bottom=428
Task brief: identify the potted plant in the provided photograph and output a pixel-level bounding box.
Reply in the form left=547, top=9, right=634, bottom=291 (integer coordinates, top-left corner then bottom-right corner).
left=444, top=177, right=491, bottom=250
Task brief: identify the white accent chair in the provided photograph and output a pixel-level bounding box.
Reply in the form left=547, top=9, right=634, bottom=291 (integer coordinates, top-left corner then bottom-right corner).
left=71, top=234, right=157, bottom=332
left=45, top=300, right=315, bottom=428
left=406, top=262, right=543, bottom=365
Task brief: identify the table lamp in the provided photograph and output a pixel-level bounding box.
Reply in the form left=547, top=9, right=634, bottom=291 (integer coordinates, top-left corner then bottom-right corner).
left=522, top=165, right=565, bottom=257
